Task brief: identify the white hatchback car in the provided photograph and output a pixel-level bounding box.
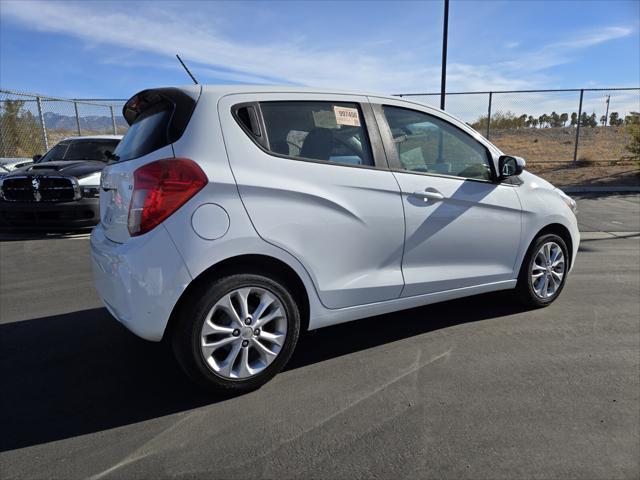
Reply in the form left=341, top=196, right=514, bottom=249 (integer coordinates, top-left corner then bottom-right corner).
left=92, top=86, right=579, bottom=393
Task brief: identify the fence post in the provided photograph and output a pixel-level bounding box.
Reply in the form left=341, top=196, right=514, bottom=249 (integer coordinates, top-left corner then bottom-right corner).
left=486, top=91, right=493, bottom=139
left=573, top=89, right=584, bottom=163
left=74, top=101, right=81, bottom=135
left=110, top=106, right=117, bottom=135
left=36, top=96, right=49, bottom=152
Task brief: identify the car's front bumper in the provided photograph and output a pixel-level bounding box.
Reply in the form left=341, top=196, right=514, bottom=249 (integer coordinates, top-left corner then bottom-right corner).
left=90, top=224, right=192, bottom=341
left=0, top=197, right=99, bottom=230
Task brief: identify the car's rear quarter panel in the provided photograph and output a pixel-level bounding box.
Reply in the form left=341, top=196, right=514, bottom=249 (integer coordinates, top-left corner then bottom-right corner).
left=162, top=91, right=326, bottom=318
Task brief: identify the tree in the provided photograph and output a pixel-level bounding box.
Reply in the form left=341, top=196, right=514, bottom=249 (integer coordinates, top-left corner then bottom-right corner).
left=600, top=115, right=607, bottom=126
left=609, top=112, right=623, bottom=126
left=579, top=112, right=589, bottom=127
left=0, top=100, right=42, bottom=157
left=539, top=114, right=549, bottom=128
left=570, top=112, right=578, bottom=127
left=517, top=114, right=527, bottom=129
left=625, top=123, right=640, bottom=165
left=588, top=113, right=597, bottom=127
left=560, top=113, right=568, bottom=127
left=624, top=112, right=640, bottom=125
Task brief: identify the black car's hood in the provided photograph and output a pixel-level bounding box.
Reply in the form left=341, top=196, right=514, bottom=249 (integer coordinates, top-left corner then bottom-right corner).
left=5, top=161, right=107, bottom=179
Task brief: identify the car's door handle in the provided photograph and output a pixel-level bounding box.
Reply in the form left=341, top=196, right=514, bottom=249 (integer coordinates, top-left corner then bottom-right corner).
left=412, top=190, right=444, bottom=202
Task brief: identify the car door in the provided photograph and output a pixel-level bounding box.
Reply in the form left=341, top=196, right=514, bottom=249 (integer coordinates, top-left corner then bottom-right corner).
left=370, top=97, right=522, bottom=297
left=218, top=93, right=405, bottom=309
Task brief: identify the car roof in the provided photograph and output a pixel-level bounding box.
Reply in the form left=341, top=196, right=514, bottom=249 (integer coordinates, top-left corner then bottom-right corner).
left=135, top=84, right=448, bottom=118
left=196, top=84, right=417, bottom=103
left=59, top=135, right=123, bottom=143
left=200, top=84, right=372, bottom=96
left=189, top=84, right=451, bottom=119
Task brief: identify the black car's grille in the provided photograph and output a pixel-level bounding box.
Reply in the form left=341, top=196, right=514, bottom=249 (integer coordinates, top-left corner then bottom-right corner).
left=1, top=176, right=78, bottom=202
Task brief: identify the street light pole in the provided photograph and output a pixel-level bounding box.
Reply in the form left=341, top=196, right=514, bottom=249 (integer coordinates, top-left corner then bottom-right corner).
left=440, top=0, right=449, bottom=110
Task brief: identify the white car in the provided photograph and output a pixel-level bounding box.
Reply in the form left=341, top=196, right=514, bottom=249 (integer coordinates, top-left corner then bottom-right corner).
left=0, top=157, right=33, bottom=172
left=92, top=86, right=579, bottom=393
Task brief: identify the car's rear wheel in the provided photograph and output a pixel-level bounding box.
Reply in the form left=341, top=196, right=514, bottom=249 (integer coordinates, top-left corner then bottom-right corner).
left=516, top=233, right=569, bottom=308
left=171, top=273, right=300, bottom=394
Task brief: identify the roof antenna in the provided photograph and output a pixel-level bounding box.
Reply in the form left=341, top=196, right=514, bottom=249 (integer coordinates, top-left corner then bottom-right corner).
left=176, top=54, right=199, bottom=84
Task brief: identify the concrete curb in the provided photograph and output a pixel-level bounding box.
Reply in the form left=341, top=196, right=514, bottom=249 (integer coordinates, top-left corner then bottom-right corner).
left=580, top=231, right=640, bottom=240
left=563, top=186, right=640, bottom=193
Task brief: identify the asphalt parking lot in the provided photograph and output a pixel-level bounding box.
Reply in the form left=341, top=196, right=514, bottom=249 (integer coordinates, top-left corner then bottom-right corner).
left=1, top=194, right=639, bottom=479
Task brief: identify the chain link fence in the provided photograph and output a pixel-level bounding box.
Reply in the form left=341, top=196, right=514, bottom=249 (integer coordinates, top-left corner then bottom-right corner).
left=2, top=87, right=638, bottom=186
left=0, top=89, right=126, bottom=158
left=396, top=87, right=640, bottom=165
left=396, top=87, right=640, bottom=187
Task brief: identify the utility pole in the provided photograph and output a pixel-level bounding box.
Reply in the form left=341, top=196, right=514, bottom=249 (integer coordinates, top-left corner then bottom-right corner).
left=604, top=95, right=610, bottom=126
left=440, top=0, right=449, bottom=110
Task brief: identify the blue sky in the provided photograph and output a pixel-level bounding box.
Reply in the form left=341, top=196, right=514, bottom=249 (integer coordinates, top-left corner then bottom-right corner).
left=1, top=0, right=639, bottom=99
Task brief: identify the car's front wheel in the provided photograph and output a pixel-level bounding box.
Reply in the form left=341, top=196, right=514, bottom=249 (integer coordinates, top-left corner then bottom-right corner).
left=516, top=233, right=569, bottom=308
left=171, top=273, right=300, bottom=394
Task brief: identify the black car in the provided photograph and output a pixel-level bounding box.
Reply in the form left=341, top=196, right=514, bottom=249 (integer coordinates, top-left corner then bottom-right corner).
left=0, top=135, right=122, bottom=231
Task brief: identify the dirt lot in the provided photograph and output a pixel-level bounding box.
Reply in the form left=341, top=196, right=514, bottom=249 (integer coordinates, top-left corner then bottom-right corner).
left=487, top=126, right=639, bottom=187
left=527, top=161, right=640, bottom=188
left=489, top=125, right=635, bottom=163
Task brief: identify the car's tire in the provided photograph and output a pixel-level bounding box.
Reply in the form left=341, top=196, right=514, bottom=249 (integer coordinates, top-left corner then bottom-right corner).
left=516, top=233, right=569, bottom=308
left=171, top=273, right=301, bottom=394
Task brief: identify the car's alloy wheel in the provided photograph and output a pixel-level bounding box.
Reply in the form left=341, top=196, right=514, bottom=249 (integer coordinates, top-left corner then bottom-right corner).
left=200, top=287, right=287, bottom=379
left=172, top=273, right=300, bottom=394
left=531, top=241, right=565, bottom=299
left=517, top=233, right=569, bottom=308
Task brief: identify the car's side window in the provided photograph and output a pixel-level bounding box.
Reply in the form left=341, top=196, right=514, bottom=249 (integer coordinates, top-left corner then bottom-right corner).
left=382, top=105, right=492, bottom=181
left=257, top=101, right=375, bottom=167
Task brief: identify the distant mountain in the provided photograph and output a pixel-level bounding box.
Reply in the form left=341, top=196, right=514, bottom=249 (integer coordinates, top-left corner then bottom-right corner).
left=43, top=112, right=128, bottom=131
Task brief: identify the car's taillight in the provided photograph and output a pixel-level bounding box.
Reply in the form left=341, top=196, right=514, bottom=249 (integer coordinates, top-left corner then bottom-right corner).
left=128, top=158, right=207, bottom=236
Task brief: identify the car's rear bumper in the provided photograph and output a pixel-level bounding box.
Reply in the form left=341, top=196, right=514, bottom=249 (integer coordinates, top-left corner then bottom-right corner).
left=90, top=224, right=192, bottom=341
left=0, top=197, right=99, bottom=230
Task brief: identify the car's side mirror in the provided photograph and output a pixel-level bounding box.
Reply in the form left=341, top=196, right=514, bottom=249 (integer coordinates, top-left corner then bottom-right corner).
left=498, top=155, right=525, bottom=180
left=32, top=154, right=42, bottom=162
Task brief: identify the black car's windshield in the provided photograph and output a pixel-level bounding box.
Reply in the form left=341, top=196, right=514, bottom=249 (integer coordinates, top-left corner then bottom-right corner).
left=38, top=143, right=69, bottom=162
left=38, top=140, right=120, bottom=162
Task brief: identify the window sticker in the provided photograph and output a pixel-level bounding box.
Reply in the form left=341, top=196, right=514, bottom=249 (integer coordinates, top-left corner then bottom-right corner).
left=312, top=110, right=338, bottom=128
left=334, top=106, right=361, bottom=126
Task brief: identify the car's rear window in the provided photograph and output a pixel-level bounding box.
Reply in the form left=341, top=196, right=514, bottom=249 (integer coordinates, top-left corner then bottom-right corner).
left=113, top=104, right=173, bottom=162
left=113, top=88, right=197, bottom=162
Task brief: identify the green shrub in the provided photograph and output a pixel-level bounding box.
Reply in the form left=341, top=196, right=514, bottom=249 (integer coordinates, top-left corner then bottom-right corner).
left=624, top=123, right=640, bottom=166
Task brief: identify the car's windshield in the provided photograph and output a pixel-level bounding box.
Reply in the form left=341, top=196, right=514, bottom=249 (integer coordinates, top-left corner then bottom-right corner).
left=38, top=140, right=120, bottom=162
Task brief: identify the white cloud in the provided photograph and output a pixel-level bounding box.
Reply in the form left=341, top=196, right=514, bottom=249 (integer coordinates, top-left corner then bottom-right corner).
left=500, top=26, right=633, bottom=73
left=550, top=26, right=633, bottom=49
left=1, top=1, right=635, bottom=95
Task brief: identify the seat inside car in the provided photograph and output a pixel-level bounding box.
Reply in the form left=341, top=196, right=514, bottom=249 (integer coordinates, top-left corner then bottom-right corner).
left=300, top=127, right=333, bottom=160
